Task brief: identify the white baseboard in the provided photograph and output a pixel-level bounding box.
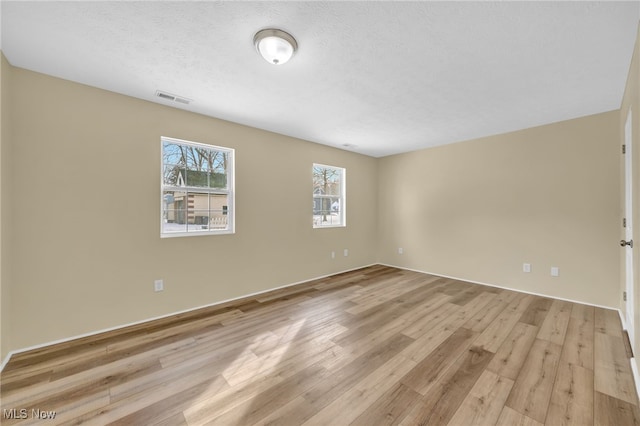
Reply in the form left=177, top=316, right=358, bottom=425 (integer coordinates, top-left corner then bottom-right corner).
left=0, top=263, right=376, bottom=372
left=618, top=311, right=640, bottom=403
left=631, top=357, right=640, bottom=404
left=1, top=351, right=10, bottom=372
left=619, top=309, right=627, bottom=331
left=379, top=263, right=617, bottom=311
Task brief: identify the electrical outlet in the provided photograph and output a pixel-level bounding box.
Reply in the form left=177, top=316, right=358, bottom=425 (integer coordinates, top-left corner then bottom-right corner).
left=154, top=279, right=164, bottom=292
left=523, top=263, right=531, bottom=273
left=343, top=249, right=349, bottom=257
left=331, top=251, right=335, bottom=259
left=551, top=267, right=559, bottom=277
left=398, top=247, right=404, bottom=255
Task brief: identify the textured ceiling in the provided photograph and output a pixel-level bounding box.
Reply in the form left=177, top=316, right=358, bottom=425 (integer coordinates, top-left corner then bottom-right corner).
left=2, top=1, right=639, bottom=157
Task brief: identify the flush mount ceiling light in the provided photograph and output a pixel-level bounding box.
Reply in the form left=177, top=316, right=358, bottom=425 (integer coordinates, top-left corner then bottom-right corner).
left=254, top=28, right=298, bottom=65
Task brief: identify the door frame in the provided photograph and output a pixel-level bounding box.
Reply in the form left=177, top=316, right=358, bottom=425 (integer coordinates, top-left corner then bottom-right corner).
left=625, top=107, right=635, bottom=349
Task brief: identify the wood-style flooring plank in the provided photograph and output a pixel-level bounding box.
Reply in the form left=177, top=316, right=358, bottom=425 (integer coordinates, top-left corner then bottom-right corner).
left=239, top=333, right=414, bottom=426
left=346, top=274, right=439, bottom=314
left=494, top=288, right=520, bottom=305
left=2, top=337, right=189, bottom=408
left=349, top=382, right=421, bottom=426
left=561, top=303, right=595, bottom=370
left=1, top=390, right=110, bottom=426
left=333, top=285, right=451, bottom=347
left=594, top=331, right=638, bottom=405
left=473, top=293, right=534, bottom=353
left=447, top=370, right=514, bottom=426
left=536, top=299, right=572, bottom=345
left=400, top=302, right=460, bottom=340
left=109, top=378, right=223, bottom=426
left=545, top=360, right=593, bottom=425
left=399, top=345, right=494, bottom=426
left=594, top=391, right=640, bottom=426
left=440, top=279, right=476, bottom=296
left=463, top=300, right=507, bottom=333
left=486, top=322, right=538, bottom=380
left=496, top=406, right=544, bottom=426
left=63, top=366, right=230, bottom=425
left=203, top=364, right=329, bottom=425
left=401, top=291, right=493, bottom=344
left=419, top=346, right=495, bottom=426
left=505, top=338, right=562, bottom=423
left=519, top=297, right=554, bottom=327
left=595, top=307, right=623, bottom=338
left=151, top=412, right=188, bottom=426
left=449, top=286, right=486, bottom=306
left=401, top=327, right=478, bottom=395
left=301, top=353, right=416, bottom=425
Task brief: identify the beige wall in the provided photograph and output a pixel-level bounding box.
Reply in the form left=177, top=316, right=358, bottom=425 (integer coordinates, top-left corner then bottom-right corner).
left=5, top=66, right=378, bottom=352
left=378, top=111, right=620, bottom=308
left=0, top=51, right=630, bottom=359
left=1, top=53, right=13, bottom=362
left=620, top=22, right=640, bottom=363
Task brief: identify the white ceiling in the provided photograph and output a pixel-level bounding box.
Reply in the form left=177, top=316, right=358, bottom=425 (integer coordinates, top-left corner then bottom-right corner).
left=1, top=1, right=639, bottom=157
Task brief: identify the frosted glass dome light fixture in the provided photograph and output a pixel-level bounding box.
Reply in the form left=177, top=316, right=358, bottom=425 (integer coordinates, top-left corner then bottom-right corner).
left=254, top=28, right=298, bottom=65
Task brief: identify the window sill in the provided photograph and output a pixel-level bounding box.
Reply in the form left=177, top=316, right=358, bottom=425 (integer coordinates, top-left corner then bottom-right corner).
left=161, top=229, right=235, bottom=238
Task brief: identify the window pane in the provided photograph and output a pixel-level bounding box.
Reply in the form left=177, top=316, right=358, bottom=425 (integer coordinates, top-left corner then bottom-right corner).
left=163, top=164, right=183, bottom=186
left=207, top=171, right=227, bottom=189
left=210, top=151, right=228, bottom=175
left=185, top=146, right=206, bottom=171
left=163, top=190, right=186, bottom=214
left=313, top=196, right=342, bottom=227
left=162, top=212, right=187, bottom=233
left=313, top=166, right=342, bottom=196
left=208, top=214, right=228, bottom=230
left=208, top=193, right=229, bottom=212
left=206, top=150, right=228, bottom=189
left=176, top=148, right=228, bottom=189
left=163, top=142, right=184, bottom=165
left=162, top=190, right=187, bottom=232
left=186, top=191, right=208, bottom=215
left=209, top=194, right=229, bottom=230
left=184, top=170, right=210, bottom=188
left=314, top=212, right=342, bottom=227
left=187, top=210, right=211, bottom=231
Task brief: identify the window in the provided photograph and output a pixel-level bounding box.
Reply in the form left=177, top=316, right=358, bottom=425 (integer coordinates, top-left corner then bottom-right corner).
left=161, top=137, right=234, bottom=237
left=313, top=164, right=345, bottom=228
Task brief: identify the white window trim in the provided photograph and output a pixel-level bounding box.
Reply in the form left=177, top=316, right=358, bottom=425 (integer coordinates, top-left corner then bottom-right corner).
left=313, top=163, right=346, bottom=229
left=161, top=136, right=235, bottom=238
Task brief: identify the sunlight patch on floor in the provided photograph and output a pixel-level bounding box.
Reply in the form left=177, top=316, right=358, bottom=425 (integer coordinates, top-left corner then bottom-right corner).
left=222, top=319, right=307, bottom=387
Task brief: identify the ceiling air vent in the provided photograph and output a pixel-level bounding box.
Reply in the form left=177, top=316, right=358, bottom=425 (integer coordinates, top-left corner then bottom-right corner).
left=155, top=90, right=192, bottom=105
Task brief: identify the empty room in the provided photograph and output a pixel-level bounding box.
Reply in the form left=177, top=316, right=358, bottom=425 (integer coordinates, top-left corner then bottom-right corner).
left=1, top=1, right=640, bottom=425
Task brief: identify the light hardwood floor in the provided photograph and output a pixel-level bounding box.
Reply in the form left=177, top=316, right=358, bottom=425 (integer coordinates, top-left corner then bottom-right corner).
left=1, top=265, right=639, bottom=425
